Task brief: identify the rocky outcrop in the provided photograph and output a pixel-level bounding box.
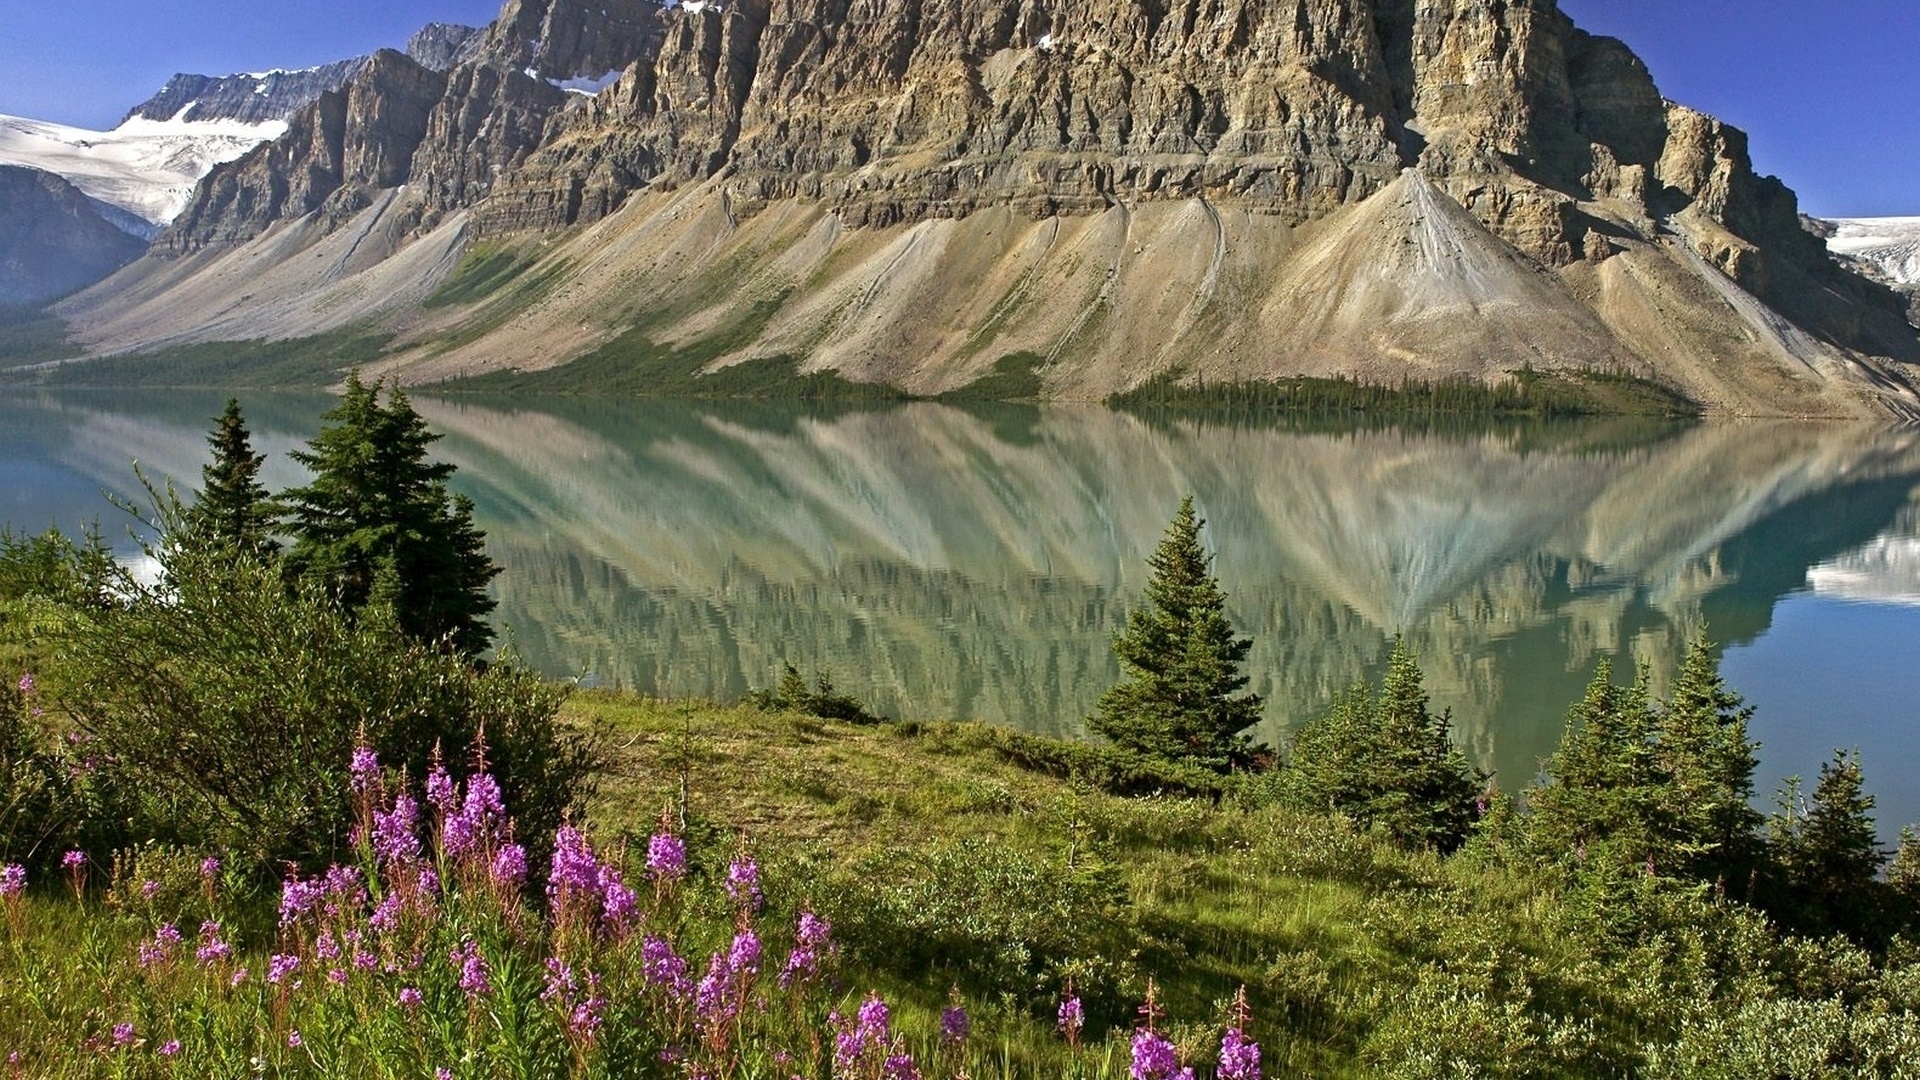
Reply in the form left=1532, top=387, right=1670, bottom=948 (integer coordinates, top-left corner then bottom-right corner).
left=0, top=165, right=146, bottom=305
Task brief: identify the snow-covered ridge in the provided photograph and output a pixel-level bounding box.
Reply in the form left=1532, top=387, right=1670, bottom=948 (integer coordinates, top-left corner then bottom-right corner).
left=0, top=112, right=284, bottom=228
left=1823, top=217, right=1920, bottom=287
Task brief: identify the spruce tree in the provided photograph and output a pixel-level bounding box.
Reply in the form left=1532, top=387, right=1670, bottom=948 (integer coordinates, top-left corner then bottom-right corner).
left=1283, top=641, right=1486, bottom=852
left=1656, top=635, right=1762, bottom=886
left=1090, top=497, right=1261, bottom=772
left=1770, top=749, right=1885, bottom=938
left=280, top=373, right=499, bottom=656
left=1528, top=661, right=1668, bottom=864
left=183, top=398, right=277, bottom=558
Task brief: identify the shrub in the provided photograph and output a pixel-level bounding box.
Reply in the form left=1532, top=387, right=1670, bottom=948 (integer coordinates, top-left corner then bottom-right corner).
left=745, top=662, right=885, bottom=724
left=43, top=537, right=593, bottom=874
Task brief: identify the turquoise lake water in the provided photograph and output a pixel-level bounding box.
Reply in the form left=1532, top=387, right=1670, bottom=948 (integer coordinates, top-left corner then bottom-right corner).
left=6, top=389, right=1918, bottom=840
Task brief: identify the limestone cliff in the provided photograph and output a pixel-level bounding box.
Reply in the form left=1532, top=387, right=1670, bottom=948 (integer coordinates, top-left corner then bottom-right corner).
left=57, top=0, right=1920, bottom=416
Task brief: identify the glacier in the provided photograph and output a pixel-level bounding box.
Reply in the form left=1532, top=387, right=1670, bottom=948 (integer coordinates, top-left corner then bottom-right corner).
left=1824, top=217, right=1920, bottom=287
left=0, top=111, right=286, bottom=229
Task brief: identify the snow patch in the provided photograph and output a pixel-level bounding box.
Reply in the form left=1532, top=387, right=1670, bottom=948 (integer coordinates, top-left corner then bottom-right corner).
left=0, top=112, right=285, bottom=226
left=1824, top=217, right=1920, bottom=286
left=549, top=70, right=623, bottom=96
left=1037, top=33, right=1055, bottom=51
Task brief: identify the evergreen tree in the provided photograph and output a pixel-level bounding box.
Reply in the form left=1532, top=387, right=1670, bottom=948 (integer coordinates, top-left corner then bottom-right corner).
left=1656, top=635, right=1763, bottom=887
left=1889, top=826, right=1920, bottom=927
left=1528, top=661, right=1668, bottom=865
left=1769, top=749, right=1886, bottom=939
left=1090, top=497, right=1262, bottom=773
left=279, top=373, right=499, bottom=656
left=182, top=398, right=277, bottom=558
left=1283, top=641, right=1485, bottom=852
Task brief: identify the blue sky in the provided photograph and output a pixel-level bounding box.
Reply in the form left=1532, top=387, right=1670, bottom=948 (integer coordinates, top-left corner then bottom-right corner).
left=0, top=0, right=1914, bottom=216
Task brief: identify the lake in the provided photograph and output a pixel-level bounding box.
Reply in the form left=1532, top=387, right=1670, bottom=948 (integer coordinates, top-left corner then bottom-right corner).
left=5, top=389, right=1920, bottom=839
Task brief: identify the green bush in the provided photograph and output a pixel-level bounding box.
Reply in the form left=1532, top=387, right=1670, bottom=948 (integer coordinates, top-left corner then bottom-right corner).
left=41, top=538, right=594, bottom=873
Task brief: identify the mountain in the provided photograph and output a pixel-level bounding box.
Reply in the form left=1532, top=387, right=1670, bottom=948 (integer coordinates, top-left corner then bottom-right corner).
left=40, top=0, right=1920, bottom=416
left=0, top=165, right=147, bottom=306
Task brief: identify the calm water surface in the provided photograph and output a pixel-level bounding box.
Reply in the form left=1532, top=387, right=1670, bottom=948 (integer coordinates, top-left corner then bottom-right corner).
left=6, top=390, right=1919, bottom=837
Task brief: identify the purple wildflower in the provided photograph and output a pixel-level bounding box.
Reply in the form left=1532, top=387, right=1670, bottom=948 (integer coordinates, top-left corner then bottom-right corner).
left=196, top=922, right=232, bottom=966
left=445, top=772, right=506, bottom=861
left=941, top=1002, right=971, bottom=1046
left=141, top=879, right=160, bottom=901
left=641, top=934, right=692, bottom=999
left=451, top=939, right=491, bottom=998
left=278, top=876, right=323, bottom=925
left=883, top=1051, right=923, bottom=1080
left=600, top=866, right=639, bottom=933
left=199, top=856, right=220, bottom=880
left=61, top=850, right=85, bottom=871
left=646, top=832, right=686, bottom=884
left=16, top=673, right=32, bottom=695
left=372, top=792, right=422, bottom=870
left=491, top=844, right=528, bottom=890
left=157, top=1040, right=180, bottom=1058
left=398, top=986, right=423, bottom=1010
left=725, top=856, right=763, bottom=911
left=266, top=954, right=300, bottom=985
left=425, top=761, right=456, bottom=815
left=728, top=928, right=762, bottom=977
left=286, top=1030, right=302, bottom=1049
left=694, top=950, right=736, bottom=1027
left=1058, top=995, right=1085, bottom=1044
left=0, top=864, right=25, bottom=897
left=781, top=910, right=834, bottom=987
left=835, top=994, right=895, bottom=1073
left=348, top=745, right=380, bottom=794
left=1219, top=1027, right=1262, bottom=1080
left=1130, top=1029, right=1180, bottom=1080
left=542, top=957, right=576, bottom=1002
left=353, top=950, right=377, bottom=972
left=112, top=1023, right=136, bottom=1047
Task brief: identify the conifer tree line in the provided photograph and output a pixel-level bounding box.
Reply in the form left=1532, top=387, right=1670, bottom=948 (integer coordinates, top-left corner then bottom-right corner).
left=186, top=374, right=498, bottom=657
left=1096, top=496, right=1920, bottom=944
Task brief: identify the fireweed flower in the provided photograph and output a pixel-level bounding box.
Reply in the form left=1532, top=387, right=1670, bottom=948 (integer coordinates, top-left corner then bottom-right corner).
left=600, top=866, right=639, bottom=933
left=196, top=921, right=232, bottom=965
left=641, top=934, right=692, bottom=999
left=267, top=954, right=300, bottom=985
left=348, top=745, right=379, bottom=794
left=1130, top=1029, right=1180, bottom=1080
left=941, top=998, right=971, bottom=1047
left=199, top=856, right=220, bottom=880
left=452, top=939, right=491, bottom=998
left=398, top=986, right=423, bottom=1010
left=16, top=673, right=32, bottom=695
left=372, top=792, right=423, bottom=870
left=425, top=761, right=457, bottom=816
left=278, top=876, right=323, bottom=925
left=157, top=1040, right=180, bottom=1058
left=140, top=879, right=160, bottom=900
left=835, top=994, right=895, bottom=1073
left=1058, top=994, right=1085, bottom=1046
left=646, top=831, right=686, bottom=884
left=883, top=1050, right=923, bottom=1080
left=693, top=951, right=736, bottom=1027
left=112, top=1023, right=136, bottom=1047
left=725, top=856, right=763, bottom=912
left=286, top=1030, right=302, bottom=1049
left=1218, top=1027, right=1262, bottom=1080
left=729, top=928, right=763, bottom=978
left=491, top=843, right=528, bottom=889
left=0, top=863, right=25, bottom=897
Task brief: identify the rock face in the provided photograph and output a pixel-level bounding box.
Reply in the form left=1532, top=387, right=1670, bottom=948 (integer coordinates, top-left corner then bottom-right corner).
left=405, top=23, right=488, bottom=72
left=62, top=0, right=1920, bottom=415
left=0, top=165, right=146, bottom=305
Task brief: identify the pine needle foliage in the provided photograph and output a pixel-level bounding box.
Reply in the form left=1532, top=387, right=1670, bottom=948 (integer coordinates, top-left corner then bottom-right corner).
left=1281, top=641, right=1485, bottom=852
left=1089, top=497, right=1261, bottom=773
left=279, top=372, right=499, bottom=656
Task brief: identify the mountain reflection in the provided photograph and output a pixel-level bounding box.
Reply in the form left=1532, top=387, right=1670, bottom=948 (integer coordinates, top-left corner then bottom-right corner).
left=6, top=390, right=1918, bottom=792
